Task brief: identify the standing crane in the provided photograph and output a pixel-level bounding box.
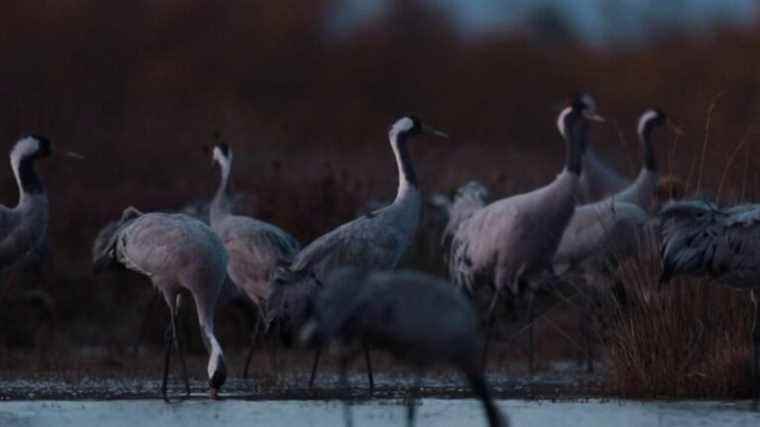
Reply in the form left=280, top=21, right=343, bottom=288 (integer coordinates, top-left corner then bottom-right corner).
left=93, top=207, right=228, bottom=401
left=449, top=94, right=603, bottom=370
left=579, top=107, right=681, bottom=210
left=0, top=136, right=53, bottom=288
left=207, top=142, right=300, bottom=378
left=267, top=115, right=448, bottom=389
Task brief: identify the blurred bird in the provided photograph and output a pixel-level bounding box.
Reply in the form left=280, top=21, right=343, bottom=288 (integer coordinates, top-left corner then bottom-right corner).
left=301, top=268, right=508, bottom=427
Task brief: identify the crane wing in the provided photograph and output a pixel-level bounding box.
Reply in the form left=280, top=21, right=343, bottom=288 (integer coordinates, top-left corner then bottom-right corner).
left=290, top=214, right=405, bottom=281
left=660, top=201, right=760, bottom=287
left=216, top=216, right=300, bottom=302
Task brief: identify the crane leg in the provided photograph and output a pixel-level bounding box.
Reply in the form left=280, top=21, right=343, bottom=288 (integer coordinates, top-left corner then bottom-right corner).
left=481, top=286, right=502, bottom=371
left=132, top=292, right=159, bottom=356
left=527, top=291, right=535, bottom=374
left=575, top=299, right=585, bottom=369
left=751, top=290, right=759, bottom=400
left=268, top=322, right=281, bottom=374
left=171, top=301, right=191, bottom=398
left=242, top=313, right=262, bottom=380
left=161, top=318, right=174, bottom=402
left=405, top=374, right=421, bottom=427
left=362, top=340, right=374, bottom=395
left=581, top=296, right=594, bottom=374
left=339, top=355, right=353, bottom=427
left=462, top=365, right=508, bottom=427
left=308, top=347, right=322, bottom=389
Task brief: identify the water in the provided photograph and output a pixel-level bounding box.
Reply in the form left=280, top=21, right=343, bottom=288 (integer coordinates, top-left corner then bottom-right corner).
left=1, top=399, right=758, bottom=427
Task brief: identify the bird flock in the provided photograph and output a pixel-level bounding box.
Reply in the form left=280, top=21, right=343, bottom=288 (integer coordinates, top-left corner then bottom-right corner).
left=3, top=91, right=760, bottom=426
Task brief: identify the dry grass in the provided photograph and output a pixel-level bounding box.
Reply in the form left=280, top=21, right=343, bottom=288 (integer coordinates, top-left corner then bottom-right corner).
left=599, top=233, right=754, bottom=398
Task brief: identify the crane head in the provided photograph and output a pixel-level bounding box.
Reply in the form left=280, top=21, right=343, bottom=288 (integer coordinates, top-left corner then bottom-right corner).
left=639, top=108, right=684, bottom=137
left=389, top=115, right=449, bottom=140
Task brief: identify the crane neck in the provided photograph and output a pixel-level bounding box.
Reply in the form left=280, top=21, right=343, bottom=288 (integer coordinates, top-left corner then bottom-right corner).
left=11, top=153, right=45, bottom=205
left=638, top=125, right=658, bottom=172
left=210, top=156, right=233, bottom=223
left=390, top=130, right=419, bottom=203
left=564, top=111, right=585, bottom=176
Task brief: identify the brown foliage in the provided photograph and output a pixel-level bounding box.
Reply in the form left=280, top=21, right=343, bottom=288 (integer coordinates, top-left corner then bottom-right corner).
left=0, top=2, right=759, bottom=396
left=602, top=236, right=754, bottom=398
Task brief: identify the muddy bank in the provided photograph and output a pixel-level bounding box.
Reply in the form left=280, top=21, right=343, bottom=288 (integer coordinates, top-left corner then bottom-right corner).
left=0, top=363, right=601, bottom=401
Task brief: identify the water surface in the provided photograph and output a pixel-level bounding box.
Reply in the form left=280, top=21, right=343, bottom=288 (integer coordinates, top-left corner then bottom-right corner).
left=1, top=398, right=758, bottom=427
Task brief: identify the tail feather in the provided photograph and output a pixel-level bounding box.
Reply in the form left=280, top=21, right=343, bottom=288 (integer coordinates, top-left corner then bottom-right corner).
left=657, top=199, right=721, bottom=282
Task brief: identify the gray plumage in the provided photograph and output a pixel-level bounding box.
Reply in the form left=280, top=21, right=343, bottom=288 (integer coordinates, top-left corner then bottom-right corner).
left=554, top=196, right=648, bottom=273
left=208, top=143, right=300, bottom=378
left=448, top=95, right=602, bottom=371
left=659, top=199, right=760, bottom=397
left=267, top=115, right=447, bottom=390
left=93, top=207, right=228, bottom=398
left=268, top=115, right=446, bottom=335
left=568, top=94, right=626, bottom=203
left=578, top=147, right=629, bottom=204
left=356, top=192, right=452, bottom=272
left=449, top=97, right=597, bottom=298
left=0, top=136, right=51, bottom=277
left=301, top=268, right=507, bottom=427
left=441, top=180, right=491, bottom=259
left=579, top=108, right=671, bottom=210
left=209, top=143, right=300, bottom=312
left=659, top=200, right=760, bottom=286
left=177, top=194, right=250, bottom=225
left=614, top=109, right=671, bottom=211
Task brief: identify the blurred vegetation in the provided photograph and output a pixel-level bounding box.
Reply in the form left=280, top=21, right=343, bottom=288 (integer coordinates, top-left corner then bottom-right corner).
left=1, top=1, right=760, bottom=396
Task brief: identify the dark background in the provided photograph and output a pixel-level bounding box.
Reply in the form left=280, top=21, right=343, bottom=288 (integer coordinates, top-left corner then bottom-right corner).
left=1, top=1, right=758, bottom=395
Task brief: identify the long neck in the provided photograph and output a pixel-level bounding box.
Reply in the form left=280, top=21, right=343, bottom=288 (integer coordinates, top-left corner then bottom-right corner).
left=565, top=115, right=585, bottom=175
left=390, top=131, right=418, bottom=203
left=638, top=125, right=657, bottom=172
left=197, top=309, right=226, bottom=389
left=12, top=154, right=45, bottom=204
left=210, top=158, right=232, bottom=223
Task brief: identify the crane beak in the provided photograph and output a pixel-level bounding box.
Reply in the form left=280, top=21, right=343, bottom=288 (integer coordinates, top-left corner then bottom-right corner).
left=64, top=151, right=85, bottom=160
left=583, top=111, right=606, bottom=123
left=667, top=118, right=685, bottom=136
left=422, top=124, right=449, bottom=139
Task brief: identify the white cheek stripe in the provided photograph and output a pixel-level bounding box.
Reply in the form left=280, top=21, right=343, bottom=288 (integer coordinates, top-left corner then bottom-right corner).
left=557, top=107, right=573, bottom=139
left=390, top=117, right=414, bottom=137
left=205, top=328, right=224, bottom=379
left=638, top=110, right=659, bottom=137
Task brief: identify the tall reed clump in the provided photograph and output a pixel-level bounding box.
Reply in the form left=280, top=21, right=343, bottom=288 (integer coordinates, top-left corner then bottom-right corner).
left=601, top=232, right=754, bottom=398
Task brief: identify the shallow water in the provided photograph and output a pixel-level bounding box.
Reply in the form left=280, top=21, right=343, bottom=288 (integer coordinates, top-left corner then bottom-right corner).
left=1, top=399, right=758, bottom=427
